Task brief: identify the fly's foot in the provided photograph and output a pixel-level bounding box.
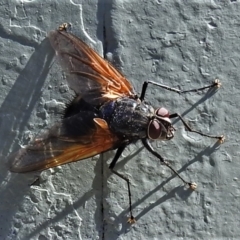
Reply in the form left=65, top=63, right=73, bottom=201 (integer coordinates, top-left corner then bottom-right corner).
left=218, top=135, right=225, bottom=144
left=127, top=216, right=136, bottom=224
left=58, top=22, right=72, bottom=31
left=188, top=182, right=197, bottom=190
left=214, top=79, right=221, bottom=88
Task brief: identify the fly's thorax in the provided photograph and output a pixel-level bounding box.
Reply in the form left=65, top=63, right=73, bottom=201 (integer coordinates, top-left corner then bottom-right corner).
left=147, top=107, right=175, bottom=140
left=100, top=97, right=154, bottom=139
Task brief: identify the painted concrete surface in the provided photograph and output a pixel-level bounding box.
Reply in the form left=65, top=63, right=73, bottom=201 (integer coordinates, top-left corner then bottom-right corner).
left=0, top=1, right=239, bottom=239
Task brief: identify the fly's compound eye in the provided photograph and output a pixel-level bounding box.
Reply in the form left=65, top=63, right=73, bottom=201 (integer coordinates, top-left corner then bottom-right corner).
left=155, top=107, right=169, bottom=118
left=148, top=119, right=162, bottom=140
left=148, top=113, right=174, bottom=140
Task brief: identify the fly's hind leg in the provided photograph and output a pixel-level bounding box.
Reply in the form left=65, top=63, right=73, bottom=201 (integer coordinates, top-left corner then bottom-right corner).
left=109, top=144, right=136, bottom=224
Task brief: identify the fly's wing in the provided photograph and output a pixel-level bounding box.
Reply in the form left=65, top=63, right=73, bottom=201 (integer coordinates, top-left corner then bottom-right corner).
left=9, top=117, right=119, bottom=173
left=48, top=28, right=136, bottom=105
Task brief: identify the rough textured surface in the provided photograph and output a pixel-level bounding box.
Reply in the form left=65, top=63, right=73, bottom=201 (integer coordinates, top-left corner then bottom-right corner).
left=0, top=0, right=239, bottom=239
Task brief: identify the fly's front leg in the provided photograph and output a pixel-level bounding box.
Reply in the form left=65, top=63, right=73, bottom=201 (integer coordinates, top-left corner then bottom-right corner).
left=169, top=113, right=225, bottom=143
left=109, top=144, right=136, bottom=224
left=139, top=79, right=221, bottom=101
left=142, top=138, right=197, bottom=190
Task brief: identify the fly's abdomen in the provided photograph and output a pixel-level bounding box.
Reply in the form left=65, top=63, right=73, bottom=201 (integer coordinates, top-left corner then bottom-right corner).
left=100, top=98, right=154, bottom=139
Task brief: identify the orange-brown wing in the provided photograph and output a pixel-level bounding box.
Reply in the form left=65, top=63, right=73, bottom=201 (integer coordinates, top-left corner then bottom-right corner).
left=48, top=27, right=136, bottom=105
left=8, top=118, right=119, bottom=173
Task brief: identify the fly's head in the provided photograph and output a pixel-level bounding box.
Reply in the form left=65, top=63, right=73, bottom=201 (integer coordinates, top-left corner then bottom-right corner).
left=147, top=107, right=175, bottom=140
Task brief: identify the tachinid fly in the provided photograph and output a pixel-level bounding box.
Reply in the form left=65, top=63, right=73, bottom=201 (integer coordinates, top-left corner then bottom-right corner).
left=8, top=23, right=224, bottom=223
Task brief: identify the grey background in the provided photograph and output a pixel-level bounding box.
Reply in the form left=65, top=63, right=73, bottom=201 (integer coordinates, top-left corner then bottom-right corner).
left=0, top=0, right=239, bottom=239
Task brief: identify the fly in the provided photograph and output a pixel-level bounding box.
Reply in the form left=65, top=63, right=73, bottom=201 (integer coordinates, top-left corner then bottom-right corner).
left=8, top=23, right=224, bottom=224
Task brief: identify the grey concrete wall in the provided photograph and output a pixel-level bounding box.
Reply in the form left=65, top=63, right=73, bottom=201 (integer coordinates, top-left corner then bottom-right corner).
left=0, top=1, right=239, bottom=239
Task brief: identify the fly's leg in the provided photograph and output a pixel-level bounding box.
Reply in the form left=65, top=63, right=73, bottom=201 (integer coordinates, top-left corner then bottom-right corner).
left=139, top=79, right=221, bottom=101
left=142, top=138, right=197, bottom=190
left=29, top=176, right=40, bottom=186
left=169, top=113, right=225, bottom=143
left=109, top=144, right=136, bottom=224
